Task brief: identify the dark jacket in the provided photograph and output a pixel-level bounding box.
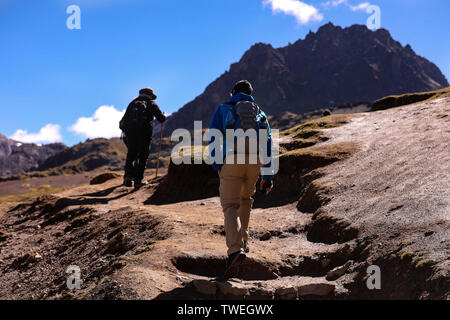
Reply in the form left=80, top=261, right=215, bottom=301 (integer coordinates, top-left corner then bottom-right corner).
left=120, top=95, right=166, bottom=136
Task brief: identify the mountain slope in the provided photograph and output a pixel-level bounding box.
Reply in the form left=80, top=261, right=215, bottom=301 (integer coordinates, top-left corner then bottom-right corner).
left=37, top=138, right=128, bottom=173
left=33, top=137, right=173, bottom=176
left=0, top=134, right=66, bottom=177
left=162, top=23, right=448, bottom=136
left=1, top=91, right=448, bottom=300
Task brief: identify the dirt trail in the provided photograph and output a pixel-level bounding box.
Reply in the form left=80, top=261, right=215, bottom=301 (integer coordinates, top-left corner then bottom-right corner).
left=0, top=97, right=448, bottom=299
left=0, top=168, right=353, bottom=300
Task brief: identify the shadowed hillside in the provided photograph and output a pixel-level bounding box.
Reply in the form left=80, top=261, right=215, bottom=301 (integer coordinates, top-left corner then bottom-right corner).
left=0, top=137, right=174, bottom=182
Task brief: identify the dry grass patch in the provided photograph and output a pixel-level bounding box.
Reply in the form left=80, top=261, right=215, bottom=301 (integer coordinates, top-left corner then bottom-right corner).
left=0, top=185, right=66, bottom=204
left=372, top=86, right=450, bottom=111
left=281, top=114, right=353, bottom=137
left=281, top=141, right=358, bottom=164
left=280, top=114, right=354, bottom=155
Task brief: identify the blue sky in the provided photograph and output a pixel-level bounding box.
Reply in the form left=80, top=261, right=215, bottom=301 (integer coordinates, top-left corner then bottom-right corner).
left=1, top=0, right=449, bottom=146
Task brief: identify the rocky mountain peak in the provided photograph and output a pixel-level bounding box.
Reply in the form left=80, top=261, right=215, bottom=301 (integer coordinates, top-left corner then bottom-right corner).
left=161, top=23, right=448, bottom=136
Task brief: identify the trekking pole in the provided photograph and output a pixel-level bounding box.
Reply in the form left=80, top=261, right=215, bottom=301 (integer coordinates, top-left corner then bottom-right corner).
left=155, top=121, right=164, bottom=178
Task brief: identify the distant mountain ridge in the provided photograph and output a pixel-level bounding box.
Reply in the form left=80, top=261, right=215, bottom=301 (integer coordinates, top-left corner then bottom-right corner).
left=36, top=138, right=127, bottom=173
left=162, top=23, right=448, bottom=136
left=0, top=134, right=66, bottom=177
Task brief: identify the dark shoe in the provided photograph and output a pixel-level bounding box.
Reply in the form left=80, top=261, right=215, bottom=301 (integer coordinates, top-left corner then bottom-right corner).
left=222, top=251, right=246, bottom=279
left=244, top=240, right=250, bottom=253
left=123, top=177, right=132, bottom=187
left=134, top=180, right=148, bottom=189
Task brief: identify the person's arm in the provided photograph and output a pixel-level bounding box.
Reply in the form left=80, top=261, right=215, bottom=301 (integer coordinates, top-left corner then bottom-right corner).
left=150, top=101, right=166, bottom=123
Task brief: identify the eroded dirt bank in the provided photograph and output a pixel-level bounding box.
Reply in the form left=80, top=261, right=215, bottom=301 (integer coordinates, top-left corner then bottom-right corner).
left=0, top=97, right=448, bottom=300
left=305, top=97, right=450, bottom=299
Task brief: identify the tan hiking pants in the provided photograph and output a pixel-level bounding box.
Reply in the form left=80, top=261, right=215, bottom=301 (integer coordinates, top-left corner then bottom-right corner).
left=219, top=156, right=261, bottom=256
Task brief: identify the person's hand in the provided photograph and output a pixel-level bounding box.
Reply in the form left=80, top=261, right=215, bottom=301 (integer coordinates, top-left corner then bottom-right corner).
left=218, top=170, right=221, bottom=176
left=260, top=179, right=273, bottom=195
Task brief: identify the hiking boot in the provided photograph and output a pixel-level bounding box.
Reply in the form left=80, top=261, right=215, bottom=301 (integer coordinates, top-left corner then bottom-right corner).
left=222, top=251, right=246, bottom=280
left=134, top=180, right=148, bottom=189
left=123, top=177, right=133, bottom=187
left=244, top=240, right=250, bottom=253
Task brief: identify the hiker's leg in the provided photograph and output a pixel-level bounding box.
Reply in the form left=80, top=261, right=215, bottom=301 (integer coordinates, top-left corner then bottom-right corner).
left=238, top=163, right=261, bottom=242
left=124, top=136, right=139, bottom=179
left=136, top=137, right=151, bottom=182
left=220, top=163, right=245, bottom=256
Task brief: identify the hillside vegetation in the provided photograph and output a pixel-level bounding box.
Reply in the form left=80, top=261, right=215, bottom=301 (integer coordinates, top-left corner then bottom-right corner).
left=372, top=86, right=450, bottom=110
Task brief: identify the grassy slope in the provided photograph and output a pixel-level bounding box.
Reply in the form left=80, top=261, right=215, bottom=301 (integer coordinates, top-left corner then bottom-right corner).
left=372, top=86, right=450, bottom=111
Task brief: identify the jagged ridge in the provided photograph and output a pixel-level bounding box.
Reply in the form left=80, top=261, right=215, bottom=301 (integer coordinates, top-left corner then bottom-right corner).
left=162, top=23, right=448, bottom=136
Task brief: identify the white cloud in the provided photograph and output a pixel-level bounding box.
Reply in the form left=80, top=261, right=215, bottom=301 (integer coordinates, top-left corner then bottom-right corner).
left=322, top=0, right=347, bottom=7
left=10, top=124, right=62, bottom=144
left=321, top=0, right=371, bottom=11
left=263, top=0, right=323, bottom=24
left=69, top=105, right=125, bottom=139
left=349, top=2, right=371, bottom=11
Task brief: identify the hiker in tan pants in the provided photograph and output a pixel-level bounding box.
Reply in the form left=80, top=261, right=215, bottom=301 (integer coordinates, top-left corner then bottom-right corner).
left=209, top=80, right=274, bottom=279
left=219, top=158, right=261, bottom=256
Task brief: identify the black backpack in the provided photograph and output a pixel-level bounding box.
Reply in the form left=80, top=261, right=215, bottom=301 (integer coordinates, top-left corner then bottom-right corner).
left=120, top=100, right=152, bottom=133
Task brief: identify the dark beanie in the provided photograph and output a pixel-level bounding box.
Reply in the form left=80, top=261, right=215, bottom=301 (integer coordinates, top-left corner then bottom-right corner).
left=232, top=80, right=253, bottom=95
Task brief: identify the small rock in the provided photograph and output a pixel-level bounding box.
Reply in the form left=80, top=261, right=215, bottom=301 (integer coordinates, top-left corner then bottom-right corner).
left=275, top=286, right=297, bottom=300
left=34, top=253, right=43, bottom=260
left=90, top=172, right=120, bottom=185
left=176, top=276, right=192, bottom=285
left=12, top=253, right=37, bottom=269
left=200, top=202, right=206, bottom=206
left=326, top=261, right=352, bottom=281
left=216, top=281, right=249, bottom=297
left=0, top=231, right=10, bottom=242
left=104, top=232, right=133, bottom=255
left=192, top=280, right=217, bottom=295
left=298, top=282, right=335, bottom=297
